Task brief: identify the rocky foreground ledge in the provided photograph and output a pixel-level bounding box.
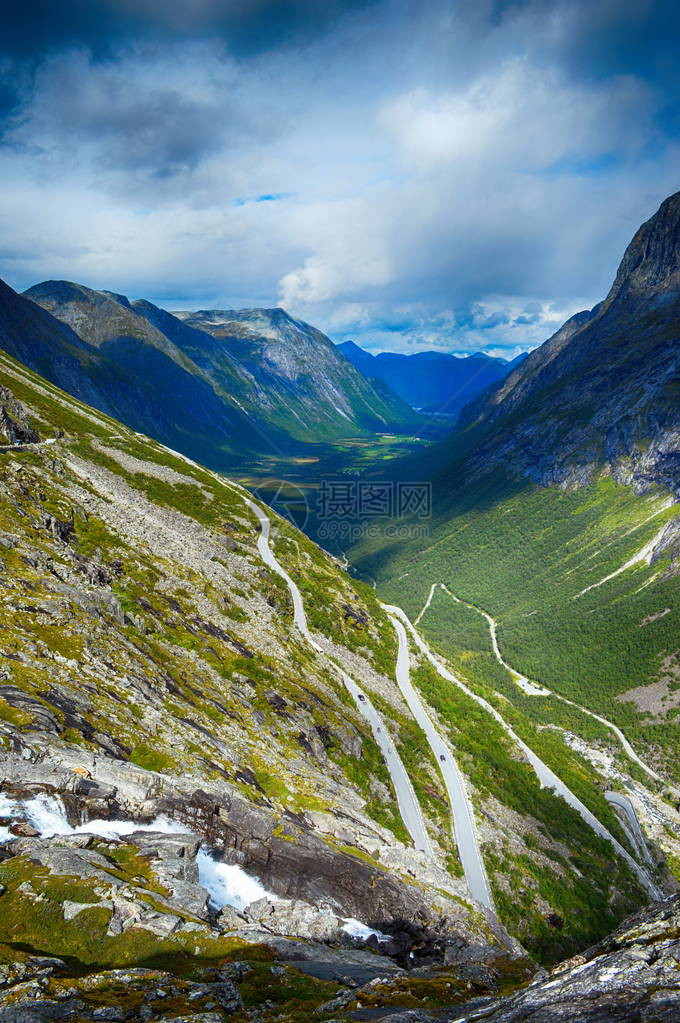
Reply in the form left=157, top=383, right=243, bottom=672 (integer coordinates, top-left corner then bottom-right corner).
left=0, top=752, right=678, bottom=1021
left=0, top=748, right=536, bottom=1022
left=0, top=838, right=677, bottom=1023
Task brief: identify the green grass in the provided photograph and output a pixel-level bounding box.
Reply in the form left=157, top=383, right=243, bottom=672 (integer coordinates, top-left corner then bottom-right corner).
left=354, top=471, right=680, bottom=781
left=408, top=657, right=645, bottom=964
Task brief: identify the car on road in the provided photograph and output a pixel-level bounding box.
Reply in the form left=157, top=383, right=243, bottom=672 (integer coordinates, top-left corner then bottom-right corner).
left=439, top=754, right=446, bottom=762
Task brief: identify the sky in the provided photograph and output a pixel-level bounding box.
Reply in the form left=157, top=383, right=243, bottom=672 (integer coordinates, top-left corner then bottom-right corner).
left=1, top=1, right=679, bottom=358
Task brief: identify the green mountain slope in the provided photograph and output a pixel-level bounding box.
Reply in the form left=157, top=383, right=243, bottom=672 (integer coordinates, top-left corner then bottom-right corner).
left=350, top=195, right=680, bottom=867
left=0, top=344, right=669, bottom=971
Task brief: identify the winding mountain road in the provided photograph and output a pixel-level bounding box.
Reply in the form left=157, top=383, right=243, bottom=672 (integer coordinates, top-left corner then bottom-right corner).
left=435, top=583, right=679, bottom=798
left=386, top=610, right=493, bottom=910
left=605, top=791, right=654, bottom=866
left=389, top=603, right=662, bottom=899
left=245, top=497, right=433, bottom=857
left=230, top=484, right=661, bottom=905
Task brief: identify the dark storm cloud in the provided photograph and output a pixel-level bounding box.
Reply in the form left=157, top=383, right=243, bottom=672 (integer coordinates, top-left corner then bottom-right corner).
left=546, top=0, right=680, bottom=83
left=23, top=52, right=236, bottom=174
left=1, top=0, right=379, bottom=60
left=0, top=0, right=378, bottom=122
left=509, top=0, right=680, bottom=137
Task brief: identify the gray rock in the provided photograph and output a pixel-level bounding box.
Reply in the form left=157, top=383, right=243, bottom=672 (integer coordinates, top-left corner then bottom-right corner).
left=315, top=989, right=354, bottom=1015
left=246, top=896, right=342, bottom=942
left=0, top=754, right=512, bottom=962
left=106, top=897, right=142, bottom=936
left=453, top=894, right=680, bottom=1023
left=62, top=900, right=102, bottom=921
left=134, top=912, right=182, bottom=937
left=7, top=839, right=121, bottom=884
left=157, top=1016, right=225, bottom=1023
left=215, top=962, right=252, bottom=983
left=213, top=981, right=243, bottom=1013
left=0, top=1002, right=84, bottom=1022
left=378, top=1013, right=440, bottom=1023
left=215, top=905, right=248, bottom=931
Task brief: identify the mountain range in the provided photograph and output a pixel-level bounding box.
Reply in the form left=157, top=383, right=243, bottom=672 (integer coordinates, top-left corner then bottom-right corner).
left=1, top=279, right=419, bottom=475
left=337, top=340, right=526, bottom=416
left=0, top=330, right=670, bottom=1014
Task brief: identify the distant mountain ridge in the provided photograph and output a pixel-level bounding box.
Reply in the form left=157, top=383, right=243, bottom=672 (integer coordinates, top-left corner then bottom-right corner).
left=7, top=280, right=419, bottom=471
left=174, top=306, right=417, bottom=438
left=337, top=340, right=525, bottom=417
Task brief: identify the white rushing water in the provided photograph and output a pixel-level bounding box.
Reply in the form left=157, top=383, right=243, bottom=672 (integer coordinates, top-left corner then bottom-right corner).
left=196, top=847, right=275, bottom=911
left=0, top=792, right=385, bottom=939
left=0, top=792, right=275, bottom=909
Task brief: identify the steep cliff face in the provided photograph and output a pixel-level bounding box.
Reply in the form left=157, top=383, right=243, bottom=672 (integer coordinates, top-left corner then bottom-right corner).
left=456, top=192, right=680, bottom=494
left=0, top=385, right=40, bottom=445
left=175, top=306, right=419, bottom=438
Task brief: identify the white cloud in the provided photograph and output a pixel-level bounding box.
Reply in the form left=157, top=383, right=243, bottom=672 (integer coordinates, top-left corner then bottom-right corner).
left=0, top=0, right=678, bottom=358
left=379, top=61, right=650, bottom=172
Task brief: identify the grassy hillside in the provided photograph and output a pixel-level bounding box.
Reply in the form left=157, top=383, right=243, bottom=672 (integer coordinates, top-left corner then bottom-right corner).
left=0, top=347, right=454, bottom=857
left=353, top=470, right=680, bottom=784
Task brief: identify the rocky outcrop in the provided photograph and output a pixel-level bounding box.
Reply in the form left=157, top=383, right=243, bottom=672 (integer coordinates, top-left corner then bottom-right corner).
left=0, top=887, right=674, bottom=1020
left=0, top=750, right=512, bottom=962
left=0, top=386, right=39, bottom=445
left=448, top=893, right=680, bottom=1022
left=0, top=962, right=244, bottom=1022
left=223, top=896, right=344, bottom=943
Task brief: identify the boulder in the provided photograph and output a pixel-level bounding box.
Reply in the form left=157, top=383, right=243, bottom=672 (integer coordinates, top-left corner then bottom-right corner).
left=246, top=897, right=342, bottom=942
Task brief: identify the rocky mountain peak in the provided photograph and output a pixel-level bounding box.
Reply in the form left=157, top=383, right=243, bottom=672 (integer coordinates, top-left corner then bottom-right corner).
left=601, top=189, right=680, bottom=315
left=24, top=280, right=144, bottom=349
left=446, top=190, right=680, bottom=494
left=24, top=279, right=92, bottom=304
left=98, top=289, right=133, bottom=308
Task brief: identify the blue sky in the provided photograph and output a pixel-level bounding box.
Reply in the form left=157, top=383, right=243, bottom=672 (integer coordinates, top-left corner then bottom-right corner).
left=1, top=0, right=678, bottom=357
